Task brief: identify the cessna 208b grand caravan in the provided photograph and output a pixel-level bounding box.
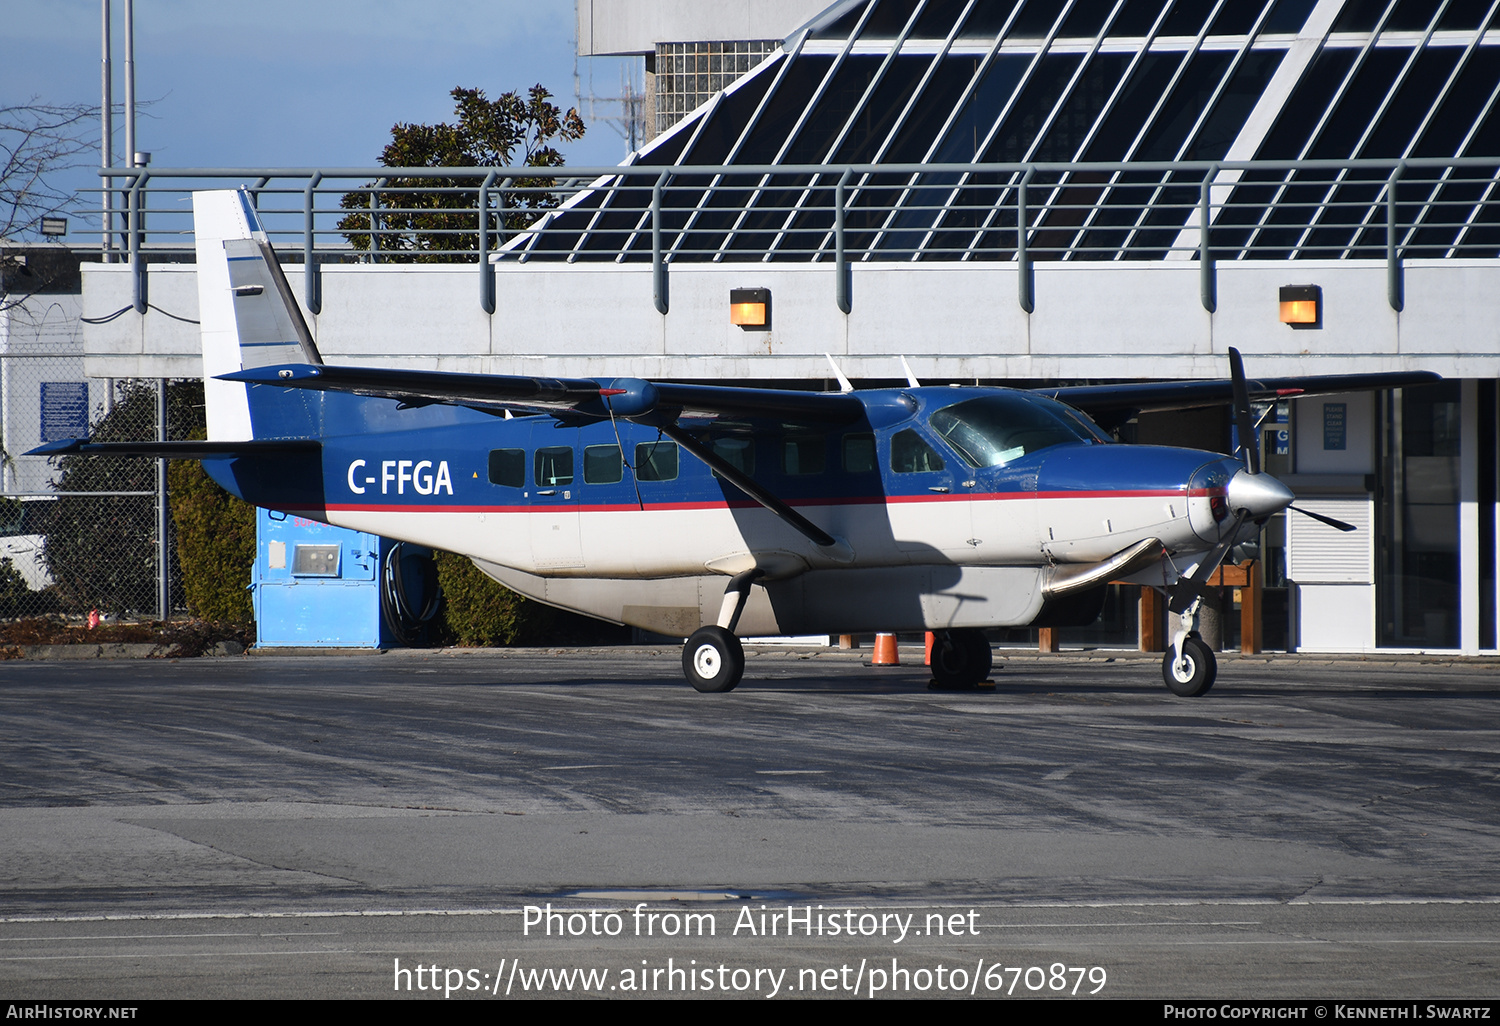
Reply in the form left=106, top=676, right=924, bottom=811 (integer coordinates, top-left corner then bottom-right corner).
left=37, top=190, right=1437, bottom=695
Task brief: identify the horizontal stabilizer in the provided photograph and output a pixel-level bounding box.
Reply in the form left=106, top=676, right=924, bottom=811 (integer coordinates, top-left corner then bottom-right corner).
left=27, top=438, right=321, bottom=459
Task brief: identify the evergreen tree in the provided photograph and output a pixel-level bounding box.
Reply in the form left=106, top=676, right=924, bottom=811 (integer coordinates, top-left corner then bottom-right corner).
left=338, top=86, right=585, bottom=260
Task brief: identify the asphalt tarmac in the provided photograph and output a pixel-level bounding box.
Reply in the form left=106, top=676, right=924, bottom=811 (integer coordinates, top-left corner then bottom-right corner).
left=1, top=646, right=1496, bottom=1000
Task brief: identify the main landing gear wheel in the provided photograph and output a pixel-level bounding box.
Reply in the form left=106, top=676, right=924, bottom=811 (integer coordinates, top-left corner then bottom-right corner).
left=683, top=626, right=745, bottom=693
left=1162, top=635, right=1216, bottom=697
left=929, top=628, right=993, bottom=690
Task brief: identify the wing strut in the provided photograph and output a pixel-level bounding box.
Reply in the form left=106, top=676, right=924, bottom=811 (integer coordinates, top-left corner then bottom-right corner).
left=659, top=425, right=854, bottom=561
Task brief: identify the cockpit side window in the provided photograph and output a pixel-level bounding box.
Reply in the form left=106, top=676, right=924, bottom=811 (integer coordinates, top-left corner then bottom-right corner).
left=890, top=429, right=945, bottom=474
left=929, top=394, right=1105, bottom=469
left=842, top=433, right=876, bottom=473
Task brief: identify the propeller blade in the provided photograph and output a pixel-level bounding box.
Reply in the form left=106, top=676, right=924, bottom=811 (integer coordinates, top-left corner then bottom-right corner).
left=1228, top=347, right=1260, bottom=475
left=1289, top=504, right=1357, bottom=532
left=1168, top=509, right=1249, bottom=614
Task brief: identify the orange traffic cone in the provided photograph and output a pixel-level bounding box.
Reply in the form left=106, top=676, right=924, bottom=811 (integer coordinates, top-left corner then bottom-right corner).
left=924, top=631, right=935, bottom=665
left=872, top=632, right=900, bottom=666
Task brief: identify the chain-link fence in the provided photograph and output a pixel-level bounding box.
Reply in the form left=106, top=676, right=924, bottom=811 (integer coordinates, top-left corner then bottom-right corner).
left=1, top=278, right=195, bottom=619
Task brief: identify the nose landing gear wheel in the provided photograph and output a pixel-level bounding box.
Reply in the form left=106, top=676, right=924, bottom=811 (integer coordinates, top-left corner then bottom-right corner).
left=929, top=628, right=993, bottom=690
left=683, top=626, right=745, bottom=692
left=1162, top=635, right=1216, bottom=697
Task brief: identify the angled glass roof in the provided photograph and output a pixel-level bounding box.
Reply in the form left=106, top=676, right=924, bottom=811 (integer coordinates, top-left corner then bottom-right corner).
left=511, top=0, right=1500, bottom=263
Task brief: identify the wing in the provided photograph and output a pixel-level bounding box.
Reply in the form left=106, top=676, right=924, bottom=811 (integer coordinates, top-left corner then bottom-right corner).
left=1042, top=370, right=1441, bottom=419
left=220, top=364, right=866, bottom=424
left=220, top=363, right=865, bottom=556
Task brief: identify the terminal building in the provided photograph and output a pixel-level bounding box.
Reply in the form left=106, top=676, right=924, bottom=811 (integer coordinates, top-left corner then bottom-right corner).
left=75, top=0, right=1500, bottom=653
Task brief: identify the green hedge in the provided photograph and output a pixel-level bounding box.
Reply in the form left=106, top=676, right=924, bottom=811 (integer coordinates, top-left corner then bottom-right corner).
left=433, top=550, right=628, bottom=647
left=168, top=456, right=256, bottom=623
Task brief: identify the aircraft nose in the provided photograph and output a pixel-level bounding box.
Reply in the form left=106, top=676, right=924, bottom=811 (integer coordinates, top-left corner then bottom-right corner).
left=1226, top=469, right=1295, bottom=519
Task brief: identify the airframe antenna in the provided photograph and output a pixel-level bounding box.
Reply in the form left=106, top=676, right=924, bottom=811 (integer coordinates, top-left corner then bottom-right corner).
left=824, top=354, right=854, bottom=393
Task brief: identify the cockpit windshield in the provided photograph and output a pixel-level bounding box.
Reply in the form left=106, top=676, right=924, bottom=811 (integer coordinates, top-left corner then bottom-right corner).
left=929, top=393, right=1109, bottom=469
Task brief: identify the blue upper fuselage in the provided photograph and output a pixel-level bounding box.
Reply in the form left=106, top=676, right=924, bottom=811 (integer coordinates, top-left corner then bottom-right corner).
left=203, top=382, right=1235, bottom=526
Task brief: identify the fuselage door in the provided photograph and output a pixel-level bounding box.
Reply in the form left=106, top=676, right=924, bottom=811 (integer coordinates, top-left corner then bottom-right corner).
left=886, top=427, right=974, bottom=557
left=530, top=435, right=584, bottom=570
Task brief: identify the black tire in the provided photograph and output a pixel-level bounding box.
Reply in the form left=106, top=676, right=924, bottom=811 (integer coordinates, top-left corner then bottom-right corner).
left=930, top=628, right=993, bottom=690
left=682, top=626, right=745, bottom=693
left=1161, top=635, right=1216, bottom=697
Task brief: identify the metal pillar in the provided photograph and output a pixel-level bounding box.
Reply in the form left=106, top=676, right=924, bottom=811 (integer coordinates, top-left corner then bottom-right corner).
left=1200, top=169, right=1218, bottom=313
left=478, top=169, right=498, bottom=314
left=304, top=172, right=322, bottom=314
left=835, top=169, right=851, bottom=314
left=1387, top=164, right=1405, bottom=312
left=100, top=0, right=113, bottom=260
left=157, top=378, right=169, bottom=621
left=1017, top=169, right=1034, bottom=314
left=123, top=0, right=135, bottom=172
left=129, top=172, right=146, bottom=313
left=652, top=174, right=669, bottom=314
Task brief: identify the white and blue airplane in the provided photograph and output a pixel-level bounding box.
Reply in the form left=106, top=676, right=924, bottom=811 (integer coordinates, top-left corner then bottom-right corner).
left=37, top=191, right=1438, bottom=695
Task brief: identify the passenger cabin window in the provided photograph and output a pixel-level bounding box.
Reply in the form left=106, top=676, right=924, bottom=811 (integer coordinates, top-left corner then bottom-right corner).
left=584, top=444, right=623, bottom=484
left=488, top=448, right=525, bottom=488
left=711, top=436, right=754, bottom=475
left=891, top=429, right=945, bottom=473
left=842, top=433, right=876, bottom=473
left=534, top=446, right=574, bottom=487
left=929, top=394, right=1107, bottom=469
left=781, top=434, right=825, bottom=475
left=636, top=440, right=679, bottom=482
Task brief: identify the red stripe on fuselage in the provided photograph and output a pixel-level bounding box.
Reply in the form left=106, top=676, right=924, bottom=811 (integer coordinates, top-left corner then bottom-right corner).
left=323, top=486, right=1218, bottom=516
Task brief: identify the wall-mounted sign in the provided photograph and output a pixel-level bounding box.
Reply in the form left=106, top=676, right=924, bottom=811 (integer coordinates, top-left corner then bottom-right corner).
left=39, top=382, right=89, bottom=442
left=1323, top=402, right=1347, bottom=451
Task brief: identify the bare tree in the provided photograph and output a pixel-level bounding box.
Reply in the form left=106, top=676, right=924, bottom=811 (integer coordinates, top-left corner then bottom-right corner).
left=0, top=100, right=97, bottom=242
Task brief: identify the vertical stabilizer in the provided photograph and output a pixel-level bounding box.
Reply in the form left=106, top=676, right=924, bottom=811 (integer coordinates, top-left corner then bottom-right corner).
left=193, top=190, right=322, bottom=441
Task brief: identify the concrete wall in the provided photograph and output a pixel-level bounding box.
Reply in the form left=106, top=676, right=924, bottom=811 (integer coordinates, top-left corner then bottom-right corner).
left=82, top=258, right=1500, bottom=383
left=578, top=0, right=831, bottom=54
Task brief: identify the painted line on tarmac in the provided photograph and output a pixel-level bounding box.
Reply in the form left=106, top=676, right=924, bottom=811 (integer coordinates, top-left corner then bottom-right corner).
left=4, top=895, right=1500, bottom=926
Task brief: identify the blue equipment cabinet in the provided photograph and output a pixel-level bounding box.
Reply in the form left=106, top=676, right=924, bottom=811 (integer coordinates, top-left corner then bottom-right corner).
left=253, top=509, right=387, bottom=647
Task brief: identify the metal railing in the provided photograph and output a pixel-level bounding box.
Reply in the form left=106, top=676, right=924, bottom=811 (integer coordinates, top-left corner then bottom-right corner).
left=96, top=157, right=1500, bottom=317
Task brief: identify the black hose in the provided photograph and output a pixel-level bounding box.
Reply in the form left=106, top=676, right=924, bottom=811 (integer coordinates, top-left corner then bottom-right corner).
left=380, top=542, right=442, bottom=646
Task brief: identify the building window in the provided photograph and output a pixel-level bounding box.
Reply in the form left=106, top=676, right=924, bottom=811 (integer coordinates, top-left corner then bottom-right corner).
left=655, top=40, right=778, bottom=136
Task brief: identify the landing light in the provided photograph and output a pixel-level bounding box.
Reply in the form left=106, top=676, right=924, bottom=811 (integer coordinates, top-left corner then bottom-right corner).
left=730, top=287, right=770, bottom=330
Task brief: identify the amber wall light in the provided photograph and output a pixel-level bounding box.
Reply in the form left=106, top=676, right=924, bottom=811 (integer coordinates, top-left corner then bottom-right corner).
left=730, top=287, right=771, bottom=330
left=1279, top=284, right=1321, bottom=328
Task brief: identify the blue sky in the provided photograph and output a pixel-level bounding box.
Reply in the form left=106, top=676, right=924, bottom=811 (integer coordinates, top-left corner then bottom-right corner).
left=3, top=1, right=636, bottom=181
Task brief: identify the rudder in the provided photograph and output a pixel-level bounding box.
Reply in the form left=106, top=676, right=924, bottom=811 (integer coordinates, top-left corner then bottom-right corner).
left=193, top=189, right=323, bottom=441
